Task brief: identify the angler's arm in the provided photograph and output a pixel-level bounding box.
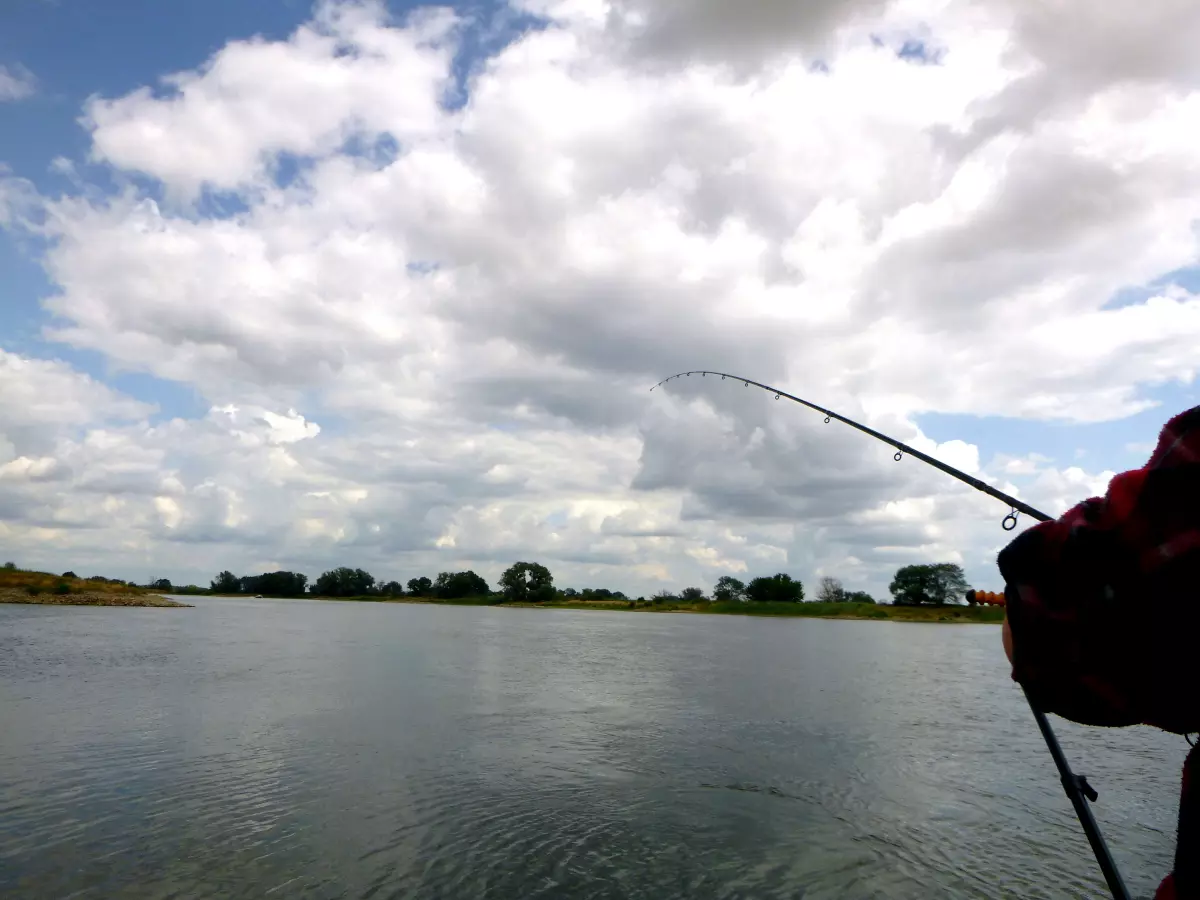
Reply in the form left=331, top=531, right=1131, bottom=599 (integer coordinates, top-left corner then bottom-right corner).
left=998, top=405, right=1200, bottom=730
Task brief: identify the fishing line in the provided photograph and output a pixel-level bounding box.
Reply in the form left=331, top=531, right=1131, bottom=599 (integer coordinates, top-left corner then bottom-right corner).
left=652, top=370, right=1131, bottom=900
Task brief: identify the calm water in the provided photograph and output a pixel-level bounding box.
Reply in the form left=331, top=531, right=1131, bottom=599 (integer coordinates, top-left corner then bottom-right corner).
left=0, top=599, right=1187, bottom=899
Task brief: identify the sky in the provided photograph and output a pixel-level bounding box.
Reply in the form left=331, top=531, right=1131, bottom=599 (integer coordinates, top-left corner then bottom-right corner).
left=1, top=0, right=1198, bottom=597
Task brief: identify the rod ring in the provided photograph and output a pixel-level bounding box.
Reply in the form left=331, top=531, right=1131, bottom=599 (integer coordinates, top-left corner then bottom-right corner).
left=1003, top=513, right=1019, bottom=531
left=894, top=451, right=902, bottom=461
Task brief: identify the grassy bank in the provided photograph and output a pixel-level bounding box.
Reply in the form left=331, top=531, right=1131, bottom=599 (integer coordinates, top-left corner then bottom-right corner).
left=704, top=600, right=1003, bottom=623
left=0, top=569, right=192, bottom=608
left=271, top=593, right=1003, bottom=622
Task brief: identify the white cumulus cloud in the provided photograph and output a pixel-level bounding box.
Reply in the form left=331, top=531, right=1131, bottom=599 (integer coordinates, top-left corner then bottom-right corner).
left=1, top=0, right=1198, bottom=596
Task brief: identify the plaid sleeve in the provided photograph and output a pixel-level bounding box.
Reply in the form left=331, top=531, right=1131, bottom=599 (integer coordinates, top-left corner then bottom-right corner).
left=997, top=406, right=1200, bottom=732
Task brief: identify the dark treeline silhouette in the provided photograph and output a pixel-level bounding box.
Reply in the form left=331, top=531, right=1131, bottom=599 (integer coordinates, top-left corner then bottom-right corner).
left=628, top=564, right=971, bottom=607
left=8, top=555, right=977, bottom=608
left=142, top=561, right=974, bottom=607
left=207, top=566, right=494, bottom=599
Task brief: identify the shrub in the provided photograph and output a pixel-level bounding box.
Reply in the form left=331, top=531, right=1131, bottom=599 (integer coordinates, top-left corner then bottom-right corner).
left=25, top=586, right=42, bottom=596
left=745, top=573, right=804, bottom=603
left=54, top=582, right=72, bottom=595
left=844, top=591, right=876, bottom=604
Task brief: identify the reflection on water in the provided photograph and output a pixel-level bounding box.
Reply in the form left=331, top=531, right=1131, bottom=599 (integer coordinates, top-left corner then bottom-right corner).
left=0, top=599, right=1185, bottom=899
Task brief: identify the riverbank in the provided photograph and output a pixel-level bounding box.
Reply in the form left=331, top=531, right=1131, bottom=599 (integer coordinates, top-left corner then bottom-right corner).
left=0, top=588, right=192, bottom=607
left=708, top=600, right=1002, bottom=622
left=0, top=569, right=192, bottom=607
left=258, top=593, right=1004, bottom=623
left=520, top=599, right=1003, bottom=623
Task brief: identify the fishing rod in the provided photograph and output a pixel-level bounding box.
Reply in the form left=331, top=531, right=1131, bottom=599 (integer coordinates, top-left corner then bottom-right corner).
left=652, top=370, right=1131, bottom=900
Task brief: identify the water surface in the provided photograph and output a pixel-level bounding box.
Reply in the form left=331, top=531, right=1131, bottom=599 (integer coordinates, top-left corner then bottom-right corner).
left=0, top=599, right=1186, bottom=898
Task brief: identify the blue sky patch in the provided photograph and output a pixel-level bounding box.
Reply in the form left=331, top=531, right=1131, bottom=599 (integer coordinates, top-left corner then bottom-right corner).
left=916, top=378, right=1200, bottom=475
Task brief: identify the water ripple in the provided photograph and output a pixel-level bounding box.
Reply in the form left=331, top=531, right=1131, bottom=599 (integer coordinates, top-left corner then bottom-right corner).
left=0, top=603, right=1184, bottom=899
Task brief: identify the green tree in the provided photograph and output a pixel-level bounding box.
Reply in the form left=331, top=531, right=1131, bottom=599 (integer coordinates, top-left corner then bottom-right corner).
left=816, top=576, right=845, bottom=603
left=712, top=576, right=746, bottom=603
left=380, top=581, right=405, bottom=596
left=680, top=586, right=706, bottom=602
left=314, top=567, right=376, bottom=597
left=500, top=561, right=555, bottom=603
left=407, top=576, right=433, bottom=596
left=250, top=571, right=308, bottom=597
left=150, top=578, right=173, bottom=591
left=3, top=562, right=16, bottom=570
left=888, top=563, right=969, bottom=606
left=745, top=573, right=804, bottom=603
left=843, top=590, right=876, bottom=604
left=211, top=570, right=241, bottom=593
left=62, top=571, right=78, bottom=580
left=433, top=570, right=490, bottom=598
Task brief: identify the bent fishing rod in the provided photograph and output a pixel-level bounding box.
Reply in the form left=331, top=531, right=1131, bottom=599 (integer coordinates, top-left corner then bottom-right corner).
left=652, top=370, right=1131, bottom=900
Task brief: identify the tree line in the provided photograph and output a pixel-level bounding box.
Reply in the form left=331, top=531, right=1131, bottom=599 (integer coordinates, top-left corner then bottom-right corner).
left=200, top=563, right=542, bottom=600
left=8, top=558, right=978, bottom=607
left=149, top=560, right=974, bottom=607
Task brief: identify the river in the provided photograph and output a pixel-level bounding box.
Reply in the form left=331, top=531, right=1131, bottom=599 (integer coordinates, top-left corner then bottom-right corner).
left=0, top=598, right=1186, bottom=899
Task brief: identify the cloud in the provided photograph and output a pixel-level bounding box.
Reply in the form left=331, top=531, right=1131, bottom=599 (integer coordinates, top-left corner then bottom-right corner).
left=211, top=405, right=322, bottom=445
left=3, top=0, right=1198, bottom=595
left=82, top=1, right=457, bottom=198
left=0, top=351, right=152, bottom=457
left=596, top=0, right=892, bottom=69
left=959, top=0, right=1200, bottom=146
left=0, top=167, right=40, bottom=228
left=0, top=64, right=36, bottom=101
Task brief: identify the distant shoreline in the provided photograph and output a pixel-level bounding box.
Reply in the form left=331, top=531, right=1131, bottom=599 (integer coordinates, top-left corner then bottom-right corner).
left=206, top=594, right=1004, bottom=623
left=0, top=570, right=192, bottom=608
left=0, top=588, right=191, bottom=608
left=2, top=586, right=1002, bottom=621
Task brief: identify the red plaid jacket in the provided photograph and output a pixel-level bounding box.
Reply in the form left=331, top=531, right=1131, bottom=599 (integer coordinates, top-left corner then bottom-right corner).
left=998, top=405, right=1200, bottom=900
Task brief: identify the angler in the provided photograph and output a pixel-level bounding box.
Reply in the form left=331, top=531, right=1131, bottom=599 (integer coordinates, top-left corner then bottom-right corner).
left=654, top=370, right=1200, bottom=900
